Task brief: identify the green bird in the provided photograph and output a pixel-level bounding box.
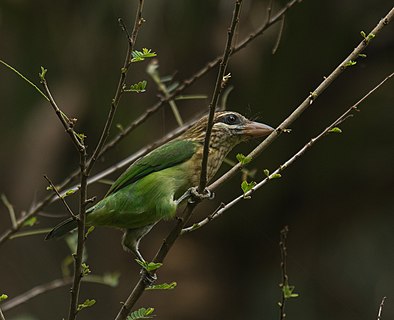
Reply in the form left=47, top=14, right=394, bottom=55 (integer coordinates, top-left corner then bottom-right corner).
left=46, top=111, right=273, bottom=261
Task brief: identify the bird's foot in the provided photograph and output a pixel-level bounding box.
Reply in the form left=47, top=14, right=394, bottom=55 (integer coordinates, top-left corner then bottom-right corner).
left=188, top=187, right=215, bottom=203
left=140, top=269, right=157, bottom=286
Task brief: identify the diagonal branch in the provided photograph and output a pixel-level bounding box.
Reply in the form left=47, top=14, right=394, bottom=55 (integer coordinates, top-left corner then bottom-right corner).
left=86, top=0, right=145, bottom=176
left=182, top=72, right=394, bottom=234
left=44, top=175, right=76, bottom=218
left=199, top=0, right=243, bottom=192
left=376, top=296, right=387, bottom=320
left=208, top=6, right=394, bottom=192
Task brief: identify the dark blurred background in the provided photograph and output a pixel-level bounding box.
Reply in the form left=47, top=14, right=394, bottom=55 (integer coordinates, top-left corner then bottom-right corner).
left=1, top=0, right=393, bottom=319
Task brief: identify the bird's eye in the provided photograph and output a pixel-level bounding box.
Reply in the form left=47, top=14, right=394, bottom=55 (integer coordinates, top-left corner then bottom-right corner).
left=223, top=114, right=239, bottom=125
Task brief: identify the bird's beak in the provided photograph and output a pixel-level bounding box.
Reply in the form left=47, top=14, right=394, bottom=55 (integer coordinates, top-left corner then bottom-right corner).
left=242, top=120, right=274, bottom=138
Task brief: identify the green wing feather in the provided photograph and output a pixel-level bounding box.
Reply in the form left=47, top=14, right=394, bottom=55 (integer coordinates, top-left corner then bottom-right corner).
left=105, top=139, right=197, bottom=196
left=46, top=139, right=196, bottom=240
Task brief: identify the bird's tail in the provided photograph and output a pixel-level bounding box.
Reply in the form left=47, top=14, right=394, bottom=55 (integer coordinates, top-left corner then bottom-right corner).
left=45, top=217, right=78, bottom=240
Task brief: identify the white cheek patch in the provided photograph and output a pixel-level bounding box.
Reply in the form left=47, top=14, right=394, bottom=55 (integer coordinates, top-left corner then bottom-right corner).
left=214, top=122, right=238, bottom=131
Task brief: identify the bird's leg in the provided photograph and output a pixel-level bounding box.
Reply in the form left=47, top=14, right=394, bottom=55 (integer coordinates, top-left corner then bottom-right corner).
left=122, top=227, right=157, bottom=285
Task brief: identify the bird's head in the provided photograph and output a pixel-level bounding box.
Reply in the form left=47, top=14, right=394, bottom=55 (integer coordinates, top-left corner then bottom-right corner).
left=181, top=111, right=274, bottom=149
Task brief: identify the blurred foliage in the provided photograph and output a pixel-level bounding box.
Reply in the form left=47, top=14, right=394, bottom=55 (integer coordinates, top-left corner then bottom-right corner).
left=0, top=0, right=393, bottom=320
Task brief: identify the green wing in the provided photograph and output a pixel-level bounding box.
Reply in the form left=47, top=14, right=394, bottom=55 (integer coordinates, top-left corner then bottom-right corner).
left=105, top=139, right=197, bottom=196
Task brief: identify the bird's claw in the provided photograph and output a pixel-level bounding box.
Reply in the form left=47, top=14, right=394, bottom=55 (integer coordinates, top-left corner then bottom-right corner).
left=188, top=187, right=215, bottom=203
left=176, top=187, right=215, bottom=205
left=140, top=269, right=157, bottom=286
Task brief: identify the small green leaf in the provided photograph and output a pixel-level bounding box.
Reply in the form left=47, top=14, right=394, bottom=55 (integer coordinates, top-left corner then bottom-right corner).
left=46, top=185, right=54, bottom=191
left=126, top=80, right=147, bottom=93
left=23, top=217, right=38, bottom=227
left=146, top=282, right=177, bottom=290
left=64, top=189, right=76, bottom=197
left=0, top=294, right=8, bottom=302
left=344, top=60, right=357, bottom=67
left=241, top=180, right=256, bottom=199
left=358, top=53, right=367, bottom=58
left=236, top=153, right=252, bottom=165
left=77, top=299, right=96, bottom=312
left=282, top=284, right=299, bottom=299
left=76, top=132, right=87, bottom=143
left=270, top=173, right=282, bottom=179
left=328, top=127, right=342, bottom=133
left=81, top=263, right=91, bottom=276
left=263, top=169, right=270, bottom=177
left=142, top=48, right=156, bottom=57
left=127, top=307, right=155, bottom=320
left=39, top=66, right=47, bottom=80
left=85, top=226, right=95, bottom=238
left=136, top=259, right=162, bottom=272
left=367, top=32, right=375, bottom=41
left=131, top=48, right=157, bottom=62
left=360, top=30, right=367, bottom=39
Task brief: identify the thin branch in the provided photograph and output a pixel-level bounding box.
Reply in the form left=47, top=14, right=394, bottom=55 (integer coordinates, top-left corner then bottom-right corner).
left=43, top=175, right=76, bottom=218
left=199, top=0, right=243, bottom=192
left=40, top=67, right=89, bottom=320
left=147, top=60, right=184, bottom=126
left=182, top=72, right=393, bottom=234
left=2, top=278, right=72, bottom=312
left=9, top=228, right=52, bottom=239
left=377, top=297, right=387, bottom=320
left=86, top=0, right=145, bottom=175
left=266, top=0, right=274, bottom=22
left=0, top=307, right=5, bottom=320
left=1, top=194, right=16, bottom=229
left=1, top=274, right=118, bottom=312
left=0, top=59, right=49, bottom=101
left=67, top=139, right=88, bottom=320
left=40, top=76, right=85, bottom=153
left=208, top=6, right=394, bottom=192
left=272, top=14, right=285, bottom=54
left=279, top=226, right=289, bottom=320
left=41, top=72, right=89, bottom=320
